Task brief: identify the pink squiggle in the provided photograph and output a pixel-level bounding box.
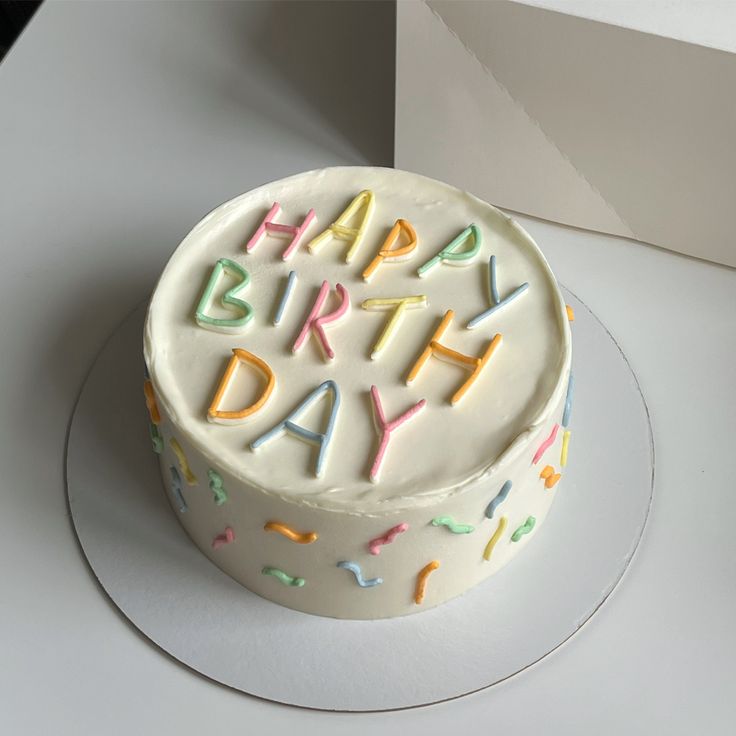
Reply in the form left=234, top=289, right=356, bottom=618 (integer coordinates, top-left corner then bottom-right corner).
left=369, top=385, right=426, bottom=482
left=368, top=523, right=409, bottom=556
left=292, top=282, right=350, bottom=361
left=245, top=202, right=316, bottom=260
left=532, top=423, right=559, bottom=465
left=212, top=527, right=235, bottom=550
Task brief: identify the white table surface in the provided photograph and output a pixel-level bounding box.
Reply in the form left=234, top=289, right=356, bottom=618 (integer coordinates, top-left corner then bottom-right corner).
left=1, top=2, right=733, bottom=733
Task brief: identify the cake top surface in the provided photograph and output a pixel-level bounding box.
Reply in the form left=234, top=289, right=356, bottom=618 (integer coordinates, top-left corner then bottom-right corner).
left=144, top=167, right=570, bottom=512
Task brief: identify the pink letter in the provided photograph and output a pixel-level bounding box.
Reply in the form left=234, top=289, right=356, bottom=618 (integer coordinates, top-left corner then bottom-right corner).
left=292, top=281, right=350, bottom=361
left=369, top=385, right=426, bottom=483
left=245, top=202, right=316, bottom=260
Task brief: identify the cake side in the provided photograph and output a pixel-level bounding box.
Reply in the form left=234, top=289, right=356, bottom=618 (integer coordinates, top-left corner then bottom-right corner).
left=148, top=389, right=569, bottom=618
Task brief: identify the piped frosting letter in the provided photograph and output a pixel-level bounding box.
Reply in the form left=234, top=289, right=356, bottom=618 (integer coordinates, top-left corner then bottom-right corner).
left=207, top=349, right=276, bottom=424
left=292, top=281, right=350, bottom=361
left=417, top=224, right=481, bottom=277
left=245, top=202, right=316, bottom=261
left=361, top=295, right=428, bottom=360
left=362, top=219, right=417, bottom=282
left=368, top=385, right=426, bottom=483
left=406, top=310, right=502, bottom=406
left=307, top=190, right=375, bottom=263
left=250, top=380, right=340, bottom=478
left=466, top=255, right=529, bottom=329
left=195, top=258, right=254, bottom=334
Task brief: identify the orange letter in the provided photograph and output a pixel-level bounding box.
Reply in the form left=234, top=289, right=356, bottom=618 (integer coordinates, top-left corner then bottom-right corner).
left=208, top=349, right=276, bottom=424
left=406, top=310, right=502, bottom=406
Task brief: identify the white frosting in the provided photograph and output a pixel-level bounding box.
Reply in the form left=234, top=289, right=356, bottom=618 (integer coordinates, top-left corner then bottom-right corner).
left=143, top=167, right=572, bottom=618
left=145, top=167, right=570, bottom=512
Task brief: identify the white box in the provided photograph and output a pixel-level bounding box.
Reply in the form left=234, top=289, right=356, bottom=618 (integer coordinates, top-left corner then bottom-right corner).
left=395, top=0, right=736, bottom=266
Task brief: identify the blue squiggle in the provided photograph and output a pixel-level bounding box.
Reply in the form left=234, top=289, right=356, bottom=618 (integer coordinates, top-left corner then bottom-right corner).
left=337, top=561, right=383, bottom=587
left=562, top=372, right=574, bottom=427
left=169, top=466, right=187, bottom=512
left=485, top=480, right=512, bottom=519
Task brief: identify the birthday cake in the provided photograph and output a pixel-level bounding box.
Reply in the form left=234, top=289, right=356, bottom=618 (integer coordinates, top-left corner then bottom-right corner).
left=143, top=167, right=573, bottom=619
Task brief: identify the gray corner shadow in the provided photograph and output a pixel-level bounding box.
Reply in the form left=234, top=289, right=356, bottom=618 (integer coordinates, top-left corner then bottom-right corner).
left=248, top=0, right=396, bottom=166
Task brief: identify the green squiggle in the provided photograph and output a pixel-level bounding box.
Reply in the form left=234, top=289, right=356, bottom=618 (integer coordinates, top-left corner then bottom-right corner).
left=262, top=566, right=305, bottom=587
left=431, top=516, right=475, bottom=534
left=149, top=422, right=163, bottom=454
left=511, top=516, right=536, bottom=542
left=207, top=469, right=228, bottom=506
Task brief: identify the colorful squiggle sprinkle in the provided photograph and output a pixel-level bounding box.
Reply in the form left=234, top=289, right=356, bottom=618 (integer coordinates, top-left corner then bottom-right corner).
left=262, top=566, right=305, bottom=587
left=337, top=561, right=383, bottom=588
left=264, top=521, right=318, bottom=544
left=207, top=469, right=228, bottom=506
left=483, top=516, right=507, bottom=561
left=562, top=372, right=574, bottom=428
left=511, top=516, right=536, bottom=542
left=170, top=438, right=197, bottom=485
left=485, top=480, right=512, bottom=519
left=169, top=466, right=186, bottom=512
left=532, top=424, right=559, bottom=465
left=368, top=523, right=409, bottom=555
left=212, top=527, right=235, bottom=550
left=431, top=516, right=474, bottom=534
left=561, top=430, right=571, bottom=467
left=414, top=561, right=440, bottom=604
left=149, top=422, right=163, bottom=454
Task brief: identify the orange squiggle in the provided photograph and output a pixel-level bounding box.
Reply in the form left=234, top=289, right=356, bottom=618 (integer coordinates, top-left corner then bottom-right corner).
left=143, top=380, right=161, bottom=424
left=264, top=521, right=318, bottom=544
left=414, top=561, right=440, bottom=605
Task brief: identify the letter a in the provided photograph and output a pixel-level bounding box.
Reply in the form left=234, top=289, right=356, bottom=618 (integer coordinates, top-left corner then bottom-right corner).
left=307, top=190, right=375, bottom=263
left=250, top=380, right=340, bottom=478
left=207, top=349, right=276, bottom=424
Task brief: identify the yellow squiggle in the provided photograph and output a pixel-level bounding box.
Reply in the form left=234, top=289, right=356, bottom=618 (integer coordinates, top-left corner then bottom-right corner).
left=170, top=438, right=197, bottom=485
left=561, top=430, right=571, bottom=467
left=483, top=516, right=508, bottom=561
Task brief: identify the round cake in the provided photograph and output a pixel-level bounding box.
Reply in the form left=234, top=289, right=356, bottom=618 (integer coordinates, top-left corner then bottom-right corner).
left=143, top=167, right=573, bottom=619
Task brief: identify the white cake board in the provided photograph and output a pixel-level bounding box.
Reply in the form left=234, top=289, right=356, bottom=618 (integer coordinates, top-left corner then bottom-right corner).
left=66, top=289, right=653, bottom=711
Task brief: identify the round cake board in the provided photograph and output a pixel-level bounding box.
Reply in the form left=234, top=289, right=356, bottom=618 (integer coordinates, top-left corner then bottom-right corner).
left=66, top=289, right=654, bottom=711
